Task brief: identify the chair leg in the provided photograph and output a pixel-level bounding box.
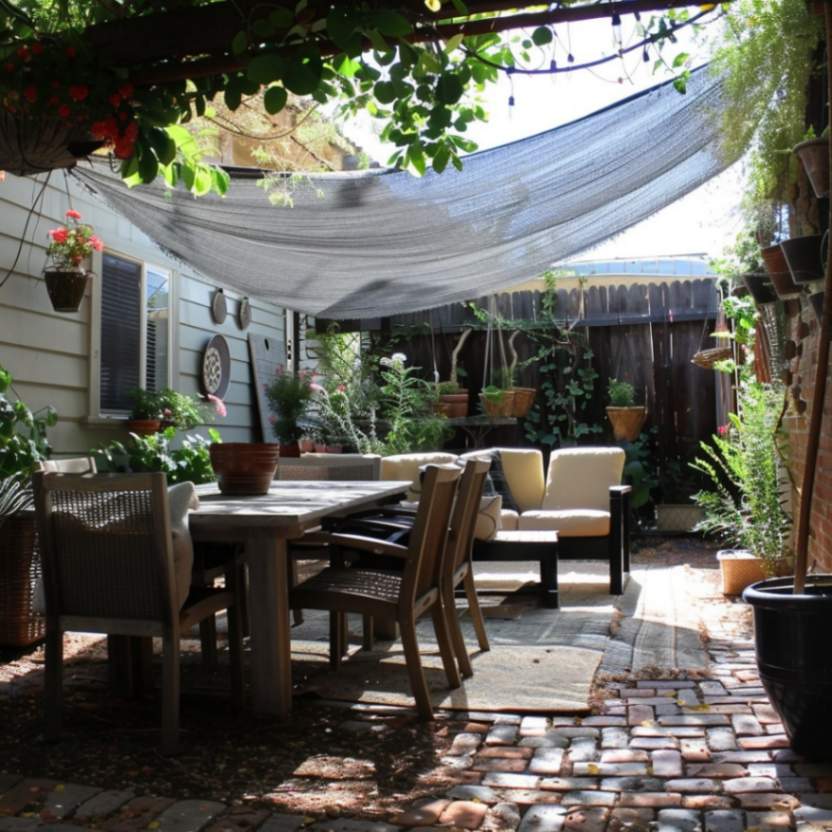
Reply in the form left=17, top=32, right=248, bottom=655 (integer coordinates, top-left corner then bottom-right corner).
left=289, top=557, right=304, bottom=626
left=161, top=633, right=180, bottom=755
left=399, top=614, right=433, bottom=720
left=463, top=570, right=490, bottom=652
left=329, top=611, right=346, bottom=669
left=107, top=634, right=135, bottom=697
left=131, top=636, right=154, bottom=696
left=44, top=623, right=63, bottom=741
left=362, top=615, right=375, bottom=651
left=431, top=602, right=462, bottom=689
left=444, top=581, right=474, bottom=679
left=226, top=569, right=244, bottom=710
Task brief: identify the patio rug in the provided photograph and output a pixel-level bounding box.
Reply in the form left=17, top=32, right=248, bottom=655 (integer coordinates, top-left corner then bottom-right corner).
left=289, top=563, right=614, bottom=713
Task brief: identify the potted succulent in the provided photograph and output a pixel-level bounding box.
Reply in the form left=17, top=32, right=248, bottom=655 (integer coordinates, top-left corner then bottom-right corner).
left=265, top=366, right=315, bottom=458
left=126, top=389, right=163, bottom=436
left=43, top=209, right=103, bottom=313
left=691, top=381, right=791, bottom=596
left=0, top=364, right=55, bottom=647
left=606, top=378, right=647, bottom=442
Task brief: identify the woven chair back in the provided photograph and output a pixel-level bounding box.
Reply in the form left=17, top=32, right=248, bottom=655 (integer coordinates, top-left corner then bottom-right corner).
left=33, top=472, right=177, bottom=625
left=402, top=465, right=460, bottom=602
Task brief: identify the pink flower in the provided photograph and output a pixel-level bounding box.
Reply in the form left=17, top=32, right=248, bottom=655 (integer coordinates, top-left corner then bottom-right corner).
left=337, top=384, right=346, bottom=393
left=65, top=209, right=81, bottom=220
left=310, top=382, right=325, bottom=393
left=717, top=424, right=728, bottom=437
left=207, top=394, right=227, bottom=418
left=90, top=235, right=104, bottom=252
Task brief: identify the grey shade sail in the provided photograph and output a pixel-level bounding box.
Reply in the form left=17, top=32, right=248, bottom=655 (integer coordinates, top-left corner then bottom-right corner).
left=74, top=66, right=734, bottom=320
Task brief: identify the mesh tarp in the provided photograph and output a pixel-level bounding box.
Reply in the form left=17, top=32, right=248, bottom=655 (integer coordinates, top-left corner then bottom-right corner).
left=75, top=65, right=733, bottom=319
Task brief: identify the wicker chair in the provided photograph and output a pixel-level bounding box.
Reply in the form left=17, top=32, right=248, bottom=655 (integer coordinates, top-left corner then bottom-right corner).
left=338, top=459, right=492, bottom=679
left=291, top=465, right=462, bottom=719
left=32, top=471, right=243, bottom=754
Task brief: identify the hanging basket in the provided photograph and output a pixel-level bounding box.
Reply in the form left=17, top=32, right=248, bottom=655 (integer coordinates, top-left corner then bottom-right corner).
left=794, top=137, right=830, bottom=199
left=691, top=346, right=732, bottom=369
left=0, top=112, right=102, bottom=176
left=44, top=269, right=91, bottom=313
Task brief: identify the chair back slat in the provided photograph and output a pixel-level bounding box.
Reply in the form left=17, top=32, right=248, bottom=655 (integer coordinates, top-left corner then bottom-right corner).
left=446, top=459, right=491, bottom=578
left=400, top=465, right=460, bottom=603
left=33, top=472, right=177, bottom=625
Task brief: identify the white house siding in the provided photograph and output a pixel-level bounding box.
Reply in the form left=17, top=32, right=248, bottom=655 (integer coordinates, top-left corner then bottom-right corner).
left=0, top=169, right=286, bottom=456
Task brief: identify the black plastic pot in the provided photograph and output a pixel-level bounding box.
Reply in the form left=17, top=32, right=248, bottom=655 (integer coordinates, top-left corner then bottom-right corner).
left=743, top=575, right=832, bottom=759
left=743, top=274, right=777, bottom=305
left=44, top=269, right=91, bottom=313
left=780, top=236, right=824, bottom=284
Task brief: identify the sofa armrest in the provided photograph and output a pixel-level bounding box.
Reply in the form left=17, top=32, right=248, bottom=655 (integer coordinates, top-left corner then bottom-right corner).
left=609, top=485, right=632, bottom=495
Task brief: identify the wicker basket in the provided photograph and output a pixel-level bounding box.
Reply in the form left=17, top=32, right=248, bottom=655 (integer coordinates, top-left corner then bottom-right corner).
left=0, top=514, right=45, bottom=647
left=692, top=347, right=732, bottom=369
left=717, top=549, right=766, bottom=596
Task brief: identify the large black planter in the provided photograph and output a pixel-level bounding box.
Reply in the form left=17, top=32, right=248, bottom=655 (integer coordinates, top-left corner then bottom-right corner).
left=743, top=575, right=832, bottom=760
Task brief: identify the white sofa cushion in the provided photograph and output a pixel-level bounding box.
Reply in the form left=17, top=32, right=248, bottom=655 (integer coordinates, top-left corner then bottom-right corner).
left=542, top=447, right=625, bottom=512
left=518, top=509, right=610, bottom=537
left=380, top=452, right=459, bottom=501
left=500, top=509, right=520, bottom=531
left=474, top=495, right=502, bottom=541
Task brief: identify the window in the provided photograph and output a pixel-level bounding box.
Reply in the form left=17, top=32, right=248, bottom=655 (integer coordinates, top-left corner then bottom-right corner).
left=98, top=253, right=172, bottom=416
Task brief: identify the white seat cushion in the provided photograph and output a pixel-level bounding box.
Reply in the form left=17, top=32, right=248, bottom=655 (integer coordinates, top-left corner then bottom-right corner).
left=380, top=452, right=459, bottom=501
left=499, top=509, right=520, bottom=531
left=518, top=509, right=610, bottom=537
left=474, top=495, right=502, bottom=541
left=168, top=482, right=200, bottom=609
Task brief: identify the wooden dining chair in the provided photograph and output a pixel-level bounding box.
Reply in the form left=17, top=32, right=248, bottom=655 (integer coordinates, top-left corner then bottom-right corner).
left=38, top=456, right=97, bottom=474
left=330, top=459, right=492, bottom=678
left=32, top=471, right=243, bottom=754
left=290, top=465, right=462, bottom=719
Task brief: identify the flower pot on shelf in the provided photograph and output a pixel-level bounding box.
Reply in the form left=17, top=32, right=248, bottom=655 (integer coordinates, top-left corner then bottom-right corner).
left=125, top=419, right=162, bottom=436
left=743, top=274, right=777, bottom=305
left=44, top=269, right=91, bottom=313
left=209, top=442, right=280, bottom=495
left=743, top=575, right=832, bottom=760
left=605, top=406, right=647, bottom=442
left=761, top=245, right=801, bottom=299
left=480, top=390, right=515, bottom=420
left=511, top=387, right=536, bottom=418
left=279, top=441, right=301, bottom=458
left=717, top=549, right=765, bottom=596
left=780, top=236, right=824, bottom=285
left=794, top=137, right=830, bottom=198
left=436, top=391, right=469, bottom=418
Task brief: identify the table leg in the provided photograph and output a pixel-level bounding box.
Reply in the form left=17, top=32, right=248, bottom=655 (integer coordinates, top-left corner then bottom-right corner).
left=246, top=534, right=292, bottom=718
left=540, top=545, right=559, bottom=609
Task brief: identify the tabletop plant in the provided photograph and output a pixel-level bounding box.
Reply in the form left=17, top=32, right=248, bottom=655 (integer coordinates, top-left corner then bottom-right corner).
left=691, top=380, right=791, bottom=574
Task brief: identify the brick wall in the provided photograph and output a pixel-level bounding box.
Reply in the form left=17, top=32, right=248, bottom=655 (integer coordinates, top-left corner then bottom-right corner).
left=781, top=294, right=832, bottom=572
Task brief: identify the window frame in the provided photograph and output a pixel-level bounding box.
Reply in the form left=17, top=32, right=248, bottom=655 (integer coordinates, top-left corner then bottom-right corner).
left=87, top=248, right=176, bottom=422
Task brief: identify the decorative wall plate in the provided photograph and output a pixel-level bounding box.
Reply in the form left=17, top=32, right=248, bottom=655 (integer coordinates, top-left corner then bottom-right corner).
left=201, top=334, right=231, bottom=399
left=238, top=297, right=252, bottom=330
left=211, top=288, right=228, bottom=324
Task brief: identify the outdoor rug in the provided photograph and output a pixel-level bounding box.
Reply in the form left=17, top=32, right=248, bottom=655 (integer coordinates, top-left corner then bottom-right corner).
left=289, top=563, right=615, bottom=714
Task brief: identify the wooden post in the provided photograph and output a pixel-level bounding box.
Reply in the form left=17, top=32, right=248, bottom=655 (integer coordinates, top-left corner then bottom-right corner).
left=794, top=4, right=832, bottom=594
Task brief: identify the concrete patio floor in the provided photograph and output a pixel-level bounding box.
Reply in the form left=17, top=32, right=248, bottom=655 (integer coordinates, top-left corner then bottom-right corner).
left=0, top=539, right=830, bottom=832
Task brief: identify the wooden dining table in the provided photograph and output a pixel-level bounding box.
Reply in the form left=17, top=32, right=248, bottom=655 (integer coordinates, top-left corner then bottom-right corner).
left=188, top=479, right=410, bottom=718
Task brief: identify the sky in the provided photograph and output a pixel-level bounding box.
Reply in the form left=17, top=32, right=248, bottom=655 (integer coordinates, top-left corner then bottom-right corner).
left=339, top=14, right=746, bottom=267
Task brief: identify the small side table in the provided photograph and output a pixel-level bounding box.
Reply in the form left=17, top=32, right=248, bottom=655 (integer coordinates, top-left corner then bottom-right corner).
left=473, top=530, right=559, bottom=608
left=447, top=415, right=518, bottom=450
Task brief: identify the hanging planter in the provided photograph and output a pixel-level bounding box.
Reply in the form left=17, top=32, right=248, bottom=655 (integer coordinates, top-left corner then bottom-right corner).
left=780, top=235, right=825, bottom=285
left=510, top=387, right=537, bottom=418
left=794, top=137, right=830, bottom=199
left=761, top=245, right=801, bottom=298
left=743, top=274, right=777, bottom=305
left=44, top=268, right=91, bottom=313
left=43, top=210, right=103, bottom=313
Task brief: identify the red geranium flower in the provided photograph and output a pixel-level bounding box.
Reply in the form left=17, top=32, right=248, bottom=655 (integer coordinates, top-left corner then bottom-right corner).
left=118, top=82, right=134, bottom=99
left=65, top=209, right=81, bottom=220
left=31, top=43, right=44, bottom=56
left=49, top=228, right=68, bottom=244
left=109, top=92, right=121, bottom=108
left=23, top=85, right=37, bottom=103
left=68, top=84, right=88, bottom=102
left=90, top=235, right=104, bottom=252
left=58, top=104, right=71, bottom=118
left=16, top=45, right=29, bottom=61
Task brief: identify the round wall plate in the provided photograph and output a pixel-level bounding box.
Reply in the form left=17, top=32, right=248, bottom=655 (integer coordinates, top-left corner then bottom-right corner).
left=201, top=334, right=231, bottom=399
left=211, top=288, right=228, bottom=324
left=238, top=297, right=252, bottom=330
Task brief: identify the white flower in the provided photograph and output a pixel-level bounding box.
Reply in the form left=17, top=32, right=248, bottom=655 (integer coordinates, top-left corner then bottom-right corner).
left=380, top=352, right=408, bottom=369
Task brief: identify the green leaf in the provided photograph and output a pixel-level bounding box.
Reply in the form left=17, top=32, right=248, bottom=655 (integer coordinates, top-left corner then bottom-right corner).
left=269, top=8, right=294, bottom=29
left=445, top=33, right=464, bottom=53
left=374, top=80, right=397, bottom=104
left=264, top=85, right=288, bottom=114
left=224, top=85, right=242, bottom=110
left=247, top=53, right=286, bottom=84
left=283, top=56, right=323, bottom=95
left=231, top=30, right=248, bottom=56
left=148, top=127, right=176, bottom=165
left=372, top=10, right=412, bottom=37
left=432, top=144, right=450, bottom=173
left=138, top=148, right=159, bottom=183
left=673, top=76, right=687, bottom=94
left=326, top=9, right=362, bottom=55
left=532, top=26, right=553, bottom=46
left=672, top=51, right=690, bottom=68
left=367, top=28, right=389, bottom=53
left=0, top=367, right=10, bottom=393
left=436, top=73, right=464, bottom=104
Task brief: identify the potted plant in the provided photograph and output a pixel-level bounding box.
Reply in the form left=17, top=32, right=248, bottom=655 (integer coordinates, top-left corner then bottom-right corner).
left=780, top=234, right=825, bottom=285
left=43, top=209, right=103, bottom=313
left=794, top=129, right=829, bottom=199
left=126, top=389, right=163, bottom=436
left=436, top=328, right=471, bottom=418
left=691, top=381, right=791, bottom=596
left=507, top=331, right=536, bottom=418
left=479, top=385, right=514, bottom=420
left=606, top=378, right=647, bottom=442
left=265, top=367, right=315, bottom=458
left=0, top=364, right=55, bottom=647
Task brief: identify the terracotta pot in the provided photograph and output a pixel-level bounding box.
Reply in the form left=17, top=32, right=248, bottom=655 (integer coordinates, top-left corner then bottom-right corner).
left=126, top=419, right=162, bottom=436
left=279, top=441, right=301, bottom=458
left=717, top=549, right=765, bottom=596
left=760, top=245, right=800, bottom=298
left=743, top=275, right=776, bottom=305
left=437, top=391, right=469, bottom=418
left=299, top=438, right=316, bottom=453
left=780, top=236, right=824, bottom=284
left=794, top=137, right=829, bottom=198
left=606, top=406, right=647, bottom=441
left=209, top=442, right=280, bottom=495
left=44, top=269, right=91, bottom=313
left=511, top=387, right=537, bottom=418
left=480, top=390, right=515, bottom=420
